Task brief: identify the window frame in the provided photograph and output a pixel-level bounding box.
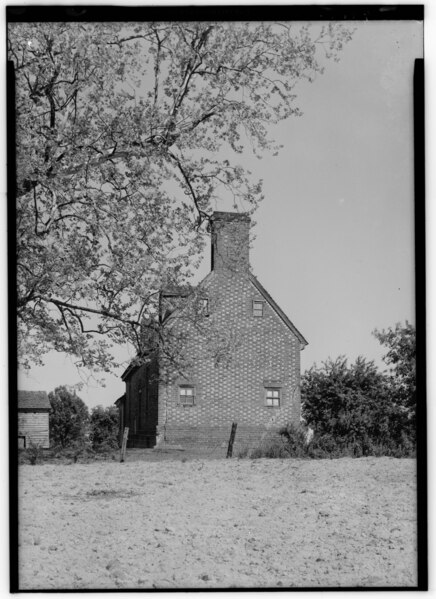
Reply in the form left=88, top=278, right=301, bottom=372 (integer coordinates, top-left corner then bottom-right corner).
left=253, top=299, right=265, bottom=318
left=201, top=297, right=209, bottom=317
left=265, top=387, right=280, bottom=407
left=179, top=385, right=195, bottom=406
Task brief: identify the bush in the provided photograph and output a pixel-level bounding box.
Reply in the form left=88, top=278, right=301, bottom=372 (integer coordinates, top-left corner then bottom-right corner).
left=90, top=405, right=119, bottom=450
left=301, top=355, right=416, bottom=458
left=278, top=424, right=313, bottom=457
left=249, top=433, right=300, bottom=459
left=247, top=420, right=417, bottom=461
left=47, top=442, right=117, bottom=463
left=49, top=439, right=92, bottom=462
left=236, top=445, right=250, bottom=459
left=24, top=441, right=44, bottom=465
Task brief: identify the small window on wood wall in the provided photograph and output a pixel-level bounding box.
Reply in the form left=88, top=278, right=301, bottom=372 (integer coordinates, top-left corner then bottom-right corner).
left=253, top=300, right=264, bottom=317
left=265, top=388, right=280, bottom=407
left=179, top=386, right=195, bottom=406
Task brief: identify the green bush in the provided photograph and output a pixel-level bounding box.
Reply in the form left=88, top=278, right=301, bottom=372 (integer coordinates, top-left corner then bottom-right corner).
left=249, top=434, right=296, bottom=459
left=25, top=441, right=44, bottom=465
left=90, top=405, right=119, bottom=451
left=278, top=424, right=312, bottom=457
left=301, top=352, right=416, bottom=458
left=50, top=439, right=93, bottom=463
left=236, top=445, right=250, bottom=459
left=248, top=418, right=417, bottom=461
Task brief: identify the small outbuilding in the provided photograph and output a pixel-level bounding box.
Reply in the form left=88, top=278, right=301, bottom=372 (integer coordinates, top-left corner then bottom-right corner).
left=18, top=391, right=51, bottom=449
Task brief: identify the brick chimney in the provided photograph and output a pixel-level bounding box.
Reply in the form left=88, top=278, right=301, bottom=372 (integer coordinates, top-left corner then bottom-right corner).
left=210, top=212, right=251, bottom=273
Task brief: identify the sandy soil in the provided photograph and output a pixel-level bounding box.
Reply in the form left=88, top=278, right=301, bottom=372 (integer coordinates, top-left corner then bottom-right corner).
left=18, top=455, right=417, bottom=590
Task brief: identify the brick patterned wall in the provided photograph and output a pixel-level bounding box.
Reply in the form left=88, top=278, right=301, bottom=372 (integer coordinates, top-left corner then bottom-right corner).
left=157, top=267, right=303, bottom=448
left=211, top=212, right=250, bottom=273
left=122, top=212, right=305, bottom=451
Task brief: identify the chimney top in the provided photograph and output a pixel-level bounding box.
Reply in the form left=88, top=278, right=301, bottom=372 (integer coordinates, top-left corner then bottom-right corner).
left=210, top=211, right=251, bottom=273
left=211, top=211, right=251, bottom=223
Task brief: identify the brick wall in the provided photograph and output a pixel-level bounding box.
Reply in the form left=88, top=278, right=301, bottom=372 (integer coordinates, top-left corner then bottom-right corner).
left=157, top=256, right=303, bottom=448
left=211, top=211, right=250, bottom=273
left=122, top=211, right=305, bottom=452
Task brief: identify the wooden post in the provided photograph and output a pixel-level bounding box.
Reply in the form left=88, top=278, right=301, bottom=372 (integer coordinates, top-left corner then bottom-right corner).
left=120, top=427, right=129, bottom=463
left=226, top=422, right=237, bottom=458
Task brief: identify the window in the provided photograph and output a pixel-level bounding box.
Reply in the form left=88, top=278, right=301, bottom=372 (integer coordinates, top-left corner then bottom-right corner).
left=265, top=388, right=280, bottom=407
left=253, top=300, right=264, bottom=317
left=201, top=298, right=209, bottom=316
left=179, top=386, right=195, bottom=406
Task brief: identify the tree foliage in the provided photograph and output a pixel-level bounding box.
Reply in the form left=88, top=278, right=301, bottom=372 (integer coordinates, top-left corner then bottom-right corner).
left=48, top=385, right=89, bottom=448
left=90, top=404, right=119, bottom=450
left=10, top=21, right=353, bottom=370
left=301, top=352, right=415, bottom=456
left=373, top=321, right=416, bottom=437
left=373, top=322, right=416, bottom=407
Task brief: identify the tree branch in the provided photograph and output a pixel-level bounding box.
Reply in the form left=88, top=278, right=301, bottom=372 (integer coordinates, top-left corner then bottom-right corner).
left=41, top=296, right=142, bottom=328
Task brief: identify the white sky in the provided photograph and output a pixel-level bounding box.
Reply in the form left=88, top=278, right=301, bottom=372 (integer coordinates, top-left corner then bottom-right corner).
left=17, top=18, right=423, bottom=409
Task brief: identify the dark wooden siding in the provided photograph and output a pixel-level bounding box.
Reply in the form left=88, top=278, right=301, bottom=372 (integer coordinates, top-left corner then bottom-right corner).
left=123, top=359, right=159, bottom=447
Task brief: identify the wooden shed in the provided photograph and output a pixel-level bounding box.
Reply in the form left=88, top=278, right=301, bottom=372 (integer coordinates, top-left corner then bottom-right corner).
left=18, top=391, right=51, bottom=449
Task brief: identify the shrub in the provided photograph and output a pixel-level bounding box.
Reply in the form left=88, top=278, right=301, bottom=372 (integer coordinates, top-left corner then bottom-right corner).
left=236, top=445, right=250, bottom=459
left=25, top=441, right=44, bottom=465
left=249, top=435, right=293, bottom=459
left=50, top=439, right=92, bottom=463
left=278, top=424, right=312, bottom=457
left=249, top=446, right=264, bottom=459
left=90, top=405, right=119, bottom=451
left=247, top=421, right=417, bottom=461
left=301, top=355, right=416, bottom=457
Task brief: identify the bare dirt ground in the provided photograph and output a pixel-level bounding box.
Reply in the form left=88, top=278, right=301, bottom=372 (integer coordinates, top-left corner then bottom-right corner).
left=17, top=454, right=417, bottom=590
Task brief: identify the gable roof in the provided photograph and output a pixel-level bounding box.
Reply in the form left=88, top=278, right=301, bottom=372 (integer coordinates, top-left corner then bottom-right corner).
left=121, top=362, right=140, bottom=381
left=120, top=348, right=159, bottom=381
left=115, top=394, right=126, bottom=406
left=120, top=271, right=307, bottom=382
left=161, top=272, right=308, bottom=346
left=249, top=274, right=308, bottom=347
left=18, top=390, right=51, bottom=410
left=160, top=272, right=214, bottom=301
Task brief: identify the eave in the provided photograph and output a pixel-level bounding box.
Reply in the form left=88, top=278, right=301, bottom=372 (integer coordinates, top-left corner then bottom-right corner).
left=249, top=273, right=308, bottom=348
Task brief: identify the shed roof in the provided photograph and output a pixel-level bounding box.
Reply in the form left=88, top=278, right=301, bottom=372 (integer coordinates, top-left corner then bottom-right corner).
left=18, top=390, right=51, bottom=410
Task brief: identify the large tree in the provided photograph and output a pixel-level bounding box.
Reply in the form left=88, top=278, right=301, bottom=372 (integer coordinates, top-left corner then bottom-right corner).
left=373, top=321, right=416, bottom=437
left=10, top=21, right=353, bottom=370
left=48, top=385, right=89, bottom=448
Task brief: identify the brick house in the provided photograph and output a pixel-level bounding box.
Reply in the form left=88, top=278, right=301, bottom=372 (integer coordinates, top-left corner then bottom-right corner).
left=117, top=211, right=307, bottom=452
left=18, top=390, right=51, bottom=448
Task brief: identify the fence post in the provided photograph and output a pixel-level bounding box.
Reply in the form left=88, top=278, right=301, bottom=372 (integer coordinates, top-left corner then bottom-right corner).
left=120, top=427, right=129, bottom=463
left=226, top=422, right=237, bottom=458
